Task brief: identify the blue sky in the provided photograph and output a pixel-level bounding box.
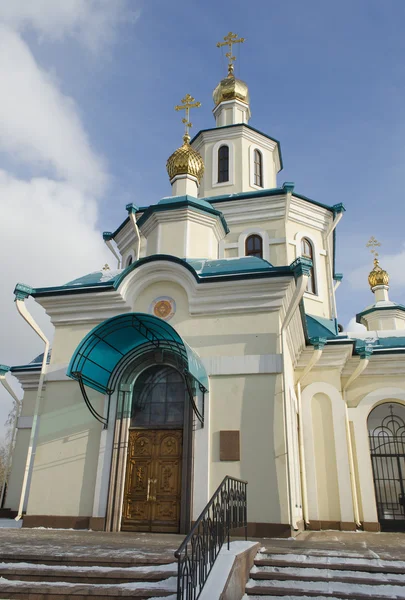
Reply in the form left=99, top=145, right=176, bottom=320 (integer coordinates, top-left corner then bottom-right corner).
left=1, top=0, right=405, bottom=436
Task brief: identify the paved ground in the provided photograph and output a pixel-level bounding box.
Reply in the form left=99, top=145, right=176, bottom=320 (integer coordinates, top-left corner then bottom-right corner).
left=256, top=530, right=405, bottom=561
left=0, top=524, right=404, bottom=561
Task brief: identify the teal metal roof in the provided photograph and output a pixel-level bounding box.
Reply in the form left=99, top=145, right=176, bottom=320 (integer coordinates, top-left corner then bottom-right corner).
left=356, top=302, right=405, bottom=323
left=305, top=314, right=339, bottom=340
left=67, top=312, right=208, bottom=395
left=136, top=195, right=229, bottom=234
left=23, top=255, right=299, bottom=298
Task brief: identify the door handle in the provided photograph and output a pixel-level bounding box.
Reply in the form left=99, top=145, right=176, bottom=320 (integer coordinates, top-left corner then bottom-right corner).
left=147, top=478, right=157, bottom=502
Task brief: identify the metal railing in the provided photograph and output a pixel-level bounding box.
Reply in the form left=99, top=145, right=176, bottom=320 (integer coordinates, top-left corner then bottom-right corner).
left=174, top=476, right=248, bottom=600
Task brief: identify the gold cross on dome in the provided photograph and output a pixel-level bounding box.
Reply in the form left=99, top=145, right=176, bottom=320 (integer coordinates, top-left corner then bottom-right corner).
left=216, top=31, right=245, bottom=75
left=174, top=94, right=201, bottom=143
left=366, top=236, right=381, bottom=259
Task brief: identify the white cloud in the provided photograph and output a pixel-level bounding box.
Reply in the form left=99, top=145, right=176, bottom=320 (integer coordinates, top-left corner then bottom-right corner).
left=0, top=0, right=134, bottom=53
left=0, top=171, right=112, bottom=434
left=344, top=317, right=367, bottom=333
left=0, top=27, right=107, bottom=194
left=0, top=4, right=132, bottom=435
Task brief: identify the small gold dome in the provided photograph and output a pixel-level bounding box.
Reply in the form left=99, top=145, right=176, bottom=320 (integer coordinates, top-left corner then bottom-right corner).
left=166, top=135, right=205, bottom=183
left=213, top=74, right=250, bottom=107
left=368, top=258, right=389, bottom=289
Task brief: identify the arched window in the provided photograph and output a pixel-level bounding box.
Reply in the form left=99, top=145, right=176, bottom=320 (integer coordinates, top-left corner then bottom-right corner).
left=218, top=145, right=229, bottom=183
left=131, top=365, right=185, bottom=428
left=245, top=234, right=263, bottom=258
left=301, top=237, right=316, bottom=294
left=126, top=255, right=133, bottom=267
left=254, top=149, right=263, bottom=187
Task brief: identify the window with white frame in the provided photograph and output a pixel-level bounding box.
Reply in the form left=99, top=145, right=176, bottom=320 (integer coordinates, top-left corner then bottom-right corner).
left=217, top=145, right=229, bottom=183
left=253, top=149, right=263, bottom=187
left=301, top=237, right=316, bottom=294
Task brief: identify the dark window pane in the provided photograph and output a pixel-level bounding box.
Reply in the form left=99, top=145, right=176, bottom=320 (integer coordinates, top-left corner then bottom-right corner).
left=218, top=145, right=229, bottom=183
left=254, top=150, right=263, bottom=187
left=245, top=234, right=263, bottom=258
left=131, top=365, right=185, bottom=427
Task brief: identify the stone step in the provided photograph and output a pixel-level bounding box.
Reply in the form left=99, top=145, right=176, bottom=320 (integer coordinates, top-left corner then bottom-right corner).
left=250, top=565, right=405, bottom=586
left=245, top=578, right=405, bottom=599
left=255, top=553, right=405, bottom=575
left=0, top=578, right=177, bottom=599
left=0, top=554, right=175, bottom=568
left=0, top=561, right=178, bottom=585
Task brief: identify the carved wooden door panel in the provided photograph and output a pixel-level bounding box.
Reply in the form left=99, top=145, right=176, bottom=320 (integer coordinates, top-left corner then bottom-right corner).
left=122, top=429, right=183, bottom=533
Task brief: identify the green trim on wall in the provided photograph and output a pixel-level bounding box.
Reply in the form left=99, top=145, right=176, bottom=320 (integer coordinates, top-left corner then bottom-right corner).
left=356, top=303, right=405, bottom=323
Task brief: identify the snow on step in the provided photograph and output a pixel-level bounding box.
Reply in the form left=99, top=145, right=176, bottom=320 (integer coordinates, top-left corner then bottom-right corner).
left=245, top=577, right=405, bottom=599
left=0, top=575, right=177, bottom=592
left=0, top=560, right=177, bottom=574
left=256, top=552, right=405, bottom=571
left=251, top=564, right=405, bottom=584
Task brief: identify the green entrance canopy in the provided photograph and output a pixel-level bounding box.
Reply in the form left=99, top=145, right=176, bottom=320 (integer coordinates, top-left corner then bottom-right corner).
left=67, top=313, right=208, bottom=427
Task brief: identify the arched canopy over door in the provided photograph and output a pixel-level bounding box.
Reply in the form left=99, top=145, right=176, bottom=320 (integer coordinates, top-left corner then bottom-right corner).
left=67, top=313, right=208, bottom=428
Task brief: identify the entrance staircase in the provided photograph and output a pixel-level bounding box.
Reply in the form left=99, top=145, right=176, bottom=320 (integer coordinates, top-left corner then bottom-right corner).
left=244, top=545, right=405, bottom=599
left=0, top=548, right=177, bottom=599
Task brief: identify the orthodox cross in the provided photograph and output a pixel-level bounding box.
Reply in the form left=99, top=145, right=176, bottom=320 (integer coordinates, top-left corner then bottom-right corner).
left=174, top=94, right=201, bottom=143
left=366, top=236, right=381, bottom=259
left=216, top=31, right=245, bottom=76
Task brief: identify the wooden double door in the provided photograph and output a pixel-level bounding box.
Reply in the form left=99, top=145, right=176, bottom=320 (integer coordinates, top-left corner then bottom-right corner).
left=122, top=429, right=183, bottom=533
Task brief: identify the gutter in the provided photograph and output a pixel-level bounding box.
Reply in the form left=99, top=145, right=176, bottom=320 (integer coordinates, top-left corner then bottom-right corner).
left=14, top=296, right=50, bottom=521
left=126, top=203, right=141, bottom=261
left=295, top=337, right=326, bottom=526
left=280, top=258, right=311, bottom=529
left=325, top=206, right=345, bottom=321
left=0, top=366, right=21, bottom=508
left=342, top=345, right=372, bottom=528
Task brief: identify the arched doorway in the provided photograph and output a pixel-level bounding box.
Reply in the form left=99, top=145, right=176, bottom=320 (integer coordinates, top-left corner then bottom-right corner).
left=368, top=402, right=405, bottom=531
left=121, top=365, right=190, bottom=533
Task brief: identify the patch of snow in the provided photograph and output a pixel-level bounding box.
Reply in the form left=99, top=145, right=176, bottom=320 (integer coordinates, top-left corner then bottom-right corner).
left=0, top=561, right=177, bottom=574
left=100, top=268, right=122, bottom=282
left=0, top=576, right=177, bottom=591
left=251, top=564, right=405, bottom=583
left=246, top=577, right=405, bottom=598
left=256, top=552, right=405, bottom=570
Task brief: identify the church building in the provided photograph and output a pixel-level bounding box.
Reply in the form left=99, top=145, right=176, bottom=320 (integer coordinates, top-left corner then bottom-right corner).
left=2, top=33, right=405, bottom=536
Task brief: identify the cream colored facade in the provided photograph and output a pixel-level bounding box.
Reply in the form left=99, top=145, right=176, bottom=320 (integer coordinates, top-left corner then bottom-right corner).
left=2, top=64, right=405, bottom=536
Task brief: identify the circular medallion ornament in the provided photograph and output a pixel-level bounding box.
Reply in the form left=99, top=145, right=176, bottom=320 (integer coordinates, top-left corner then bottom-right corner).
left=149, top=296, right=176, bottom=321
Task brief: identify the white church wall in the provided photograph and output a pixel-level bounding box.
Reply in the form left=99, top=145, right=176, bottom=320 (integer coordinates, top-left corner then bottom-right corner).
left=26, top=381, right=104, bottom=518
left=311, top=392, right=341, bottom=521
left=209, top=373, right=288, bottom=525
left=50, top=324, right=101, bottom=366
left=5, top=428, right=31, bottom=511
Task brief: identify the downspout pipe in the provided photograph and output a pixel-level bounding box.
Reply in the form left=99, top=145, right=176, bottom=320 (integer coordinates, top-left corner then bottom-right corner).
left=126, top=203, right=141, bottom=261
left=13, top=285, right=50, bottom=521
left=280, top=258, right=311, bottom=529
left=296, top=337, right=327, bottom=526
left=102, top=233, right=121, bottom=269
left=0, top=365, right=21, bottom=508
left=342, top=343, right=373, bottom=528
left=325, top=204, right=345, bottom=321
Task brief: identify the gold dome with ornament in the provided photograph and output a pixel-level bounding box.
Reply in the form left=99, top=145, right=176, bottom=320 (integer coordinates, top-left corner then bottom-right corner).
left=166, top=94, right=204, bottom=184
left=213, top=73, right=250, bottom=107
left=214, top=31, right=249, bottom=107
left=368, top=258, right=389, bottom=289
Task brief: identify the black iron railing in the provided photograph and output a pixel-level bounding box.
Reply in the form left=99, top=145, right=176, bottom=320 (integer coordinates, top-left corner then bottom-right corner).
left=174, top=476, right=248, bottom=600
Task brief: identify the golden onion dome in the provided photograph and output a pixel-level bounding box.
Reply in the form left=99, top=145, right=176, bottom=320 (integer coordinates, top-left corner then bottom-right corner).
left=213, top=73, right=250, bottom=107
left=166, top=134, right=205, bottom=184
left=368, top=258, right=389, bottom=289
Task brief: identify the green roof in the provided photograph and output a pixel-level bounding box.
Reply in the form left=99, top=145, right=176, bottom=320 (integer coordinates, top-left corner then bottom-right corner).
left=17, top=255, right=311, bottom=299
